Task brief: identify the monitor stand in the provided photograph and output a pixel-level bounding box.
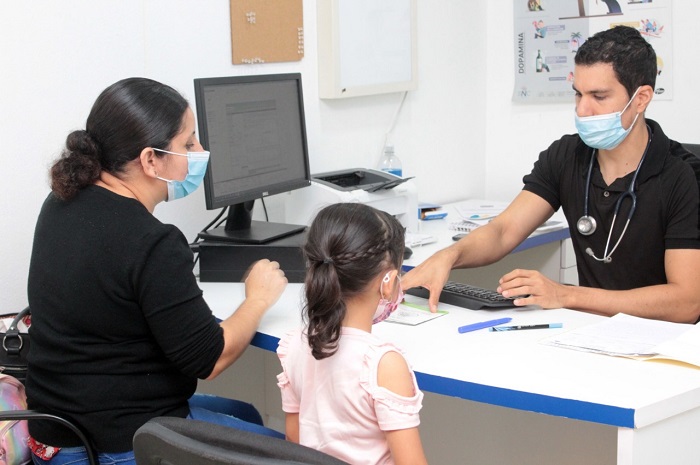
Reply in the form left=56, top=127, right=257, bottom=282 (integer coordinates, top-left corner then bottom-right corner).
left=197, top=201, right=306, bottom=245
left=198, top=221, right=306, bottom=244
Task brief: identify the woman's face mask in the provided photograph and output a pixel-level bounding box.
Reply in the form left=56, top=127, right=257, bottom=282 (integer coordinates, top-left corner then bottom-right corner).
left=574, top=87, right=641, bottom=150
left=372, top=272, right=404, bottom=324
left=154, top=148, right=210, bottom=201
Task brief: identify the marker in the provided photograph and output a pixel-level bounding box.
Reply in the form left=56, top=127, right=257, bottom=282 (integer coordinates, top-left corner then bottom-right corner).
left=458, top=317, right=512, bottom=334
left=489, top=323, right=563, bottom=332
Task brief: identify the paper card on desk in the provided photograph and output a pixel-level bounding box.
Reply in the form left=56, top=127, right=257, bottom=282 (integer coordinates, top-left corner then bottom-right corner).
left=405, top=232, right=437, bottom=247
left=455, top=201, right=508, bottom=221
left=385, top=302, right=448, bottom=326
left=540, top=313, right=693, bottom=358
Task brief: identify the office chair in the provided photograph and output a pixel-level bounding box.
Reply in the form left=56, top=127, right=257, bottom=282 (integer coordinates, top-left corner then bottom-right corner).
left=0, top=308, right=99, bottom=465
left=0, top=410, right=98, bottom=465
left=133, top=417, right=350, bottom=465
left=683, top=143, right=700, bottom=159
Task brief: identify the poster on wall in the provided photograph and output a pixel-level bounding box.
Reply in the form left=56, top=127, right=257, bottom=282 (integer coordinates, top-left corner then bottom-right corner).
left=513, top=0, right=672, bottom=103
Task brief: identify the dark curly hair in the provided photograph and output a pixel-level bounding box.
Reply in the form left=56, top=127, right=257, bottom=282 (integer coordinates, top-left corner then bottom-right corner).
left=575, top=25, right=657, bottom=98
left=50, top=77, right=188, bottom=200
left=303, top=203, right=405, bottom=360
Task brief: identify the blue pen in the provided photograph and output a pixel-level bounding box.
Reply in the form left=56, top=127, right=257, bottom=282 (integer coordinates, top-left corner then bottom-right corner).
left=458, top=317, right=512, bottom=334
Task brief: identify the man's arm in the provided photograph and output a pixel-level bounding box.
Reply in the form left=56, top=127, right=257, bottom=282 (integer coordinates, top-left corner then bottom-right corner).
left=401, top=191, right=554, bottom=311
left=498, top=249, right=700, bottom=323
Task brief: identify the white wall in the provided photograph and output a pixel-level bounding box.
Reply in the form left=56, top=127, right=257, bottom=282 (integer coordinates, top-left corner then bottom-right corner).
left=483, top=0, right=700, bottom=202
left=1, top=1, right=697, bottom=312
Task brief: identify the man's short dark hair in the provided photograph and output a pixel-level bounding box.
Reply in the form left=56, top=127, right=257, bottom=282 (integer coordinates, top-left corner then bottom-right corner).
left=575, top=26, right=656, bottom=98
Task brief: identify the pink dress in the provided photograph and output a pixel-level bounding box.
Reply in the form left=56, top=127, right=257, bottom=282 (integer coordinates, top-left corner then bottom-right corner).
left=277, top=327, right=423, bottom=465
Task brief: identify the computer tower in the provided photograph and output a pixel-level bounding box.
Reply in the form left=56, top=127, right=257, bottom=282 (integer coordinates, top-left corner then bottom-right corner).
left=197, top=232, right=307, bottom=283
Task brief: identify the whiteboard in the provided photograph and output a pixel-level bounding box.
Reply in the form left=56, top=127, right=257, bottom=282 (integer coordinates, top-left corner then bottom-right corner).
left=317, top=0, right=417, bottom=99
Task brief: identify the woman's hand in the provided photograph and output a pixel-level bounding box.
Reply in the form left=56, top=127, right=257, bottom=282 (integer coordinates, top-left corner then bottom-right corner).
left=244, top=259, right=288, bottom=313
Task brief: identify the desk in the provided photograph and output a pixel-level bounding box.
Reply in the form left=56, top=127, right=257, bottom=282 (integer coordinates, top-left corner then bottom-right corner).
left=198, top=282, right=700, bottom=465
left=405, top=202, right=575, bottom=288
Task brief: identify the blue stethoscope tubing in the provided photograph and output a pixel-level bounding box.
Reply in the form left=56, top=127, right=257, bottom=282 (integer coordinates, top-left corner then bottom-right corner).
left=577, top=125, right=652, bottom=263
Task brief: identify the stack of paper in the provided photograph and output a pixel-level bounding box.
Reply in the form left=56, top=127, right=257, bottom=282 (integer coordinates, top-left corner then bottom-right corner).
left=541, top=313, right=700, bottom=367
left=455, top=201, right=508, bottom=225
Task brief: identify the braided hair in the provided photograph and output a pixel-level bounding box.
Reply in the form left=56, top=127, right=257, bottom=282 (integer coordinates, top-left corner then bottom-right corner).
left=303, top=203, right=405, bottom=360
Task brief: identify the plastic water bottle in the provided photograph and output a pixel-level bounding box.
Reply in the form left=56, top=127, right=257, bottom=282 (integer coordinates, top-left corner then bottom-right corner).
left=378, top=144, right=402, bottom=177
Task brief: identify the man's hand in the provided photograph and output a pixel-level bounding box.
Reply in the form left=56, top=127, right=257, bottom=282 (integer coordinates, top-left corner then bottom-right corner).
left=497, top=268, right=569, bottom=309
left=401, top=249, right=456, bottom=312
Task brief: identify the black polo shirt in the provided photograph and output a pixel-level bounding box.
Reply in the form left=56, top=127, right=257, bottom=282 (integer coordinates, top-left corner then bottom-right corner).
left=523, top=119, right=700, bottom=290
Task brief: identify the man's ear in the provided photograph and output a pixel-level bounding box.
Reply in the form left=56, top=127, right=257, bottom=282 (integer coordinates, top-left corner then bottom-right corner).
left=635, top=85, right=654, bottom=113
left=139, top=147, right=159, bottom=178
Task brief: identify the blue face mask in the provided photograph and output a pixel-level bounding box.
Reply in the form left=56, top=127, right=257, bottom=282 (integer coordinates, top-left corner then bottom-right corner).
left=574, top=87, right=641, bottom=150
left=154, top=148, right=210, bottom=201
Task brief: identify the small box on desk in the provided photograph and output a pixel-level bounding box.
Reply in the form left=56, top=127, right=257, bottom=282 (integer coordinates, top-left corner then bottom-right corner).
left=418, top=203, right=447, bottom=220
left=198, top=233, right=307, bottom=283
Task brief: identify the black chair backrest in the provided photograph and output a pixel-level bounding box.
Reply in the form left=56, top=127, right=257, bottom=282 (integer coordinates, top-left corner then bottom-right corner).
left=0, top=410, right=98, bottom=465
left=683, top=143, right=700, bottom=160
left=133, top=417, right=349, bottom=465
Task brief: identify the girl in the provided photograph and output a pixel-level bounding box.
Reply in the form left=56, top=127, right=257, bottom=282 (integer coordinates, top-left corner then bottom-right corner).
left=276, top=203, right=428, bottom=465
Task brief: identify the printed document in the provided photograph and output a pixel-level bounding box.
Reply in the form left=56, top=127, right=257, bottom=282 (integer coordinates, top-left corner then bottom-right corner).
left=541, top=313, right=694, bottom=359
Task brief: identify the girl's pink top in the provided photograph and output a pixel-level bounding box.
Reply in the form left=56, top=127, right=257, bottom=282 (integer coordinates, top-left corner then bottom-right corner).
left=277, top=326, right=423, bottom=465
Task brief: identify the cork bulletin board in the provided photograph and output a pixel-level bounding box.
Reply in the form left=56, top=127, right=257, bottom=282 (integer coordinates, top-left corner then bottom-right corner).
left=230, top=0, right=304, bottom=64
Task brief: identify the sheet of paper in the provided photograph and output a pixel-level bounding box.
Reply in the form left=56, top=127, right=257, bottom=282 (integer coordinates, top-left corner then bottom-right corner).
left=385, top=302, right=448, bottom=326
left=648, top=324, right=700, bottom=367
left=454, top=201, right=508, bottom=221
left=405, top=233, right=437, bottom=247
left=541, top=313, right=692, bottom=356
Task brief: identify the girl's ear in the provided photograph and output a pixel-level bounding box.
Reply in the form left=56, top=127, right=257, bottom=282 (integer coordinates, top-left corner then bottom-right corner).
left=382, top=269, right=401, bottom=297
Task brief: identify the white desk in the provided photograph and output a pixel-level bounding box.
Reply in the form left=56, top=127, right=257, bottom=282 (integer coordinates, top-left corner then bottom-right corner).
left=404, top=202, right=575, bottom=289
left=198, top=282, right=700, bottom=465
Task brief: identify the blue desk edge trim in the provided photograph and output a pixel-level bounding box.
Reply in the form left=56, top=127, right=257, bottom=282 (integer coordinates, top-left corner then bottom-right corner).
left=252, top=332, right=282, bottom=352
left=415, top=371, right=634, bottom=428
left=250, top=333, right=634, bottom=428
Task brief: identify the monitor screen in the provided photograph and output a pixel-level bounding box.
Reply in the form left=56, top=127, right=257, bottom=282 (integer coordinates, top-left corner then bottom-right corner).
left=193, top=73, right=311, bottom=244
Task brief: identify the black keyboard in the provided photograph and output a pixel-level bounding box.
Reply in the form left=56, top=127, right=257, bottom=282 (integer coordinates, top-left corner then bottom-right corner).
left=405, top=281, right=518, bottom=310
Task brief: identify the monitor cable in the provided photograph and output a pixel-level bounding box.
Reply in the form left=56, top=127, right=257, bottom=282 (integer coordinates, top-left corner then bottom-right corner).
left=190, top=206, right=230, bottom=266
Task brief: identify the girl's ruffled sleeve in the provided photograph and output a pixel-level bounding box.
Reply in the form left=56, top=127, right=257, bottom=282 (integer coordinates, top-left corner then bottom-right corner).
left=360, top=344, right=424, bottom=432
left=276, top=329, right=300, bottom=413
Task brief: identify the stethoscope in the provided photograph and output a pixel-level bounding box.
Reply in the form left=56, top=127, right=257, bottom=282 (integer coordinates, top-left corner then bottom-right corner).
left=577, top=125, right=652, bottom=264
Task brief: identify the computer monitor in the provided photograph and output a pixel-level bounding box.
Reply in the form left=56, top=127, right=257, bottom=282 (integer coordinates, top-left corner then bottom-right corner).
left=193, top=73, right=311, bottom=244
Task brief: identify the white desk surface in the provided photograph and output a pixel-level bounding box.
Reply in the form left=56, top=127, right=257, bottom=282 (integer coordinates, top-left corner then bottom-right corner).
left=199, top=281, right=700, bottom=432
left=403, top=201, right=570, bottom=269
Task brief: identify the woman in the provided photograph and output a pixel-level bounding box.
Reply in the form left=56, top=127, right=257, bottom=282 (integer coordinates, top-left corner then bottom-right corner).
left=26, top=77, right=287, bottom=465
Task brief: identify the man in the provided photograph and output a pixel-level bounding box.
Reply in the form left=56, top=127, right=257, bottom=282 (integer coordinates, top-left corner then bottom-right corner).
left=402, top=26, right=700, bottom=323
